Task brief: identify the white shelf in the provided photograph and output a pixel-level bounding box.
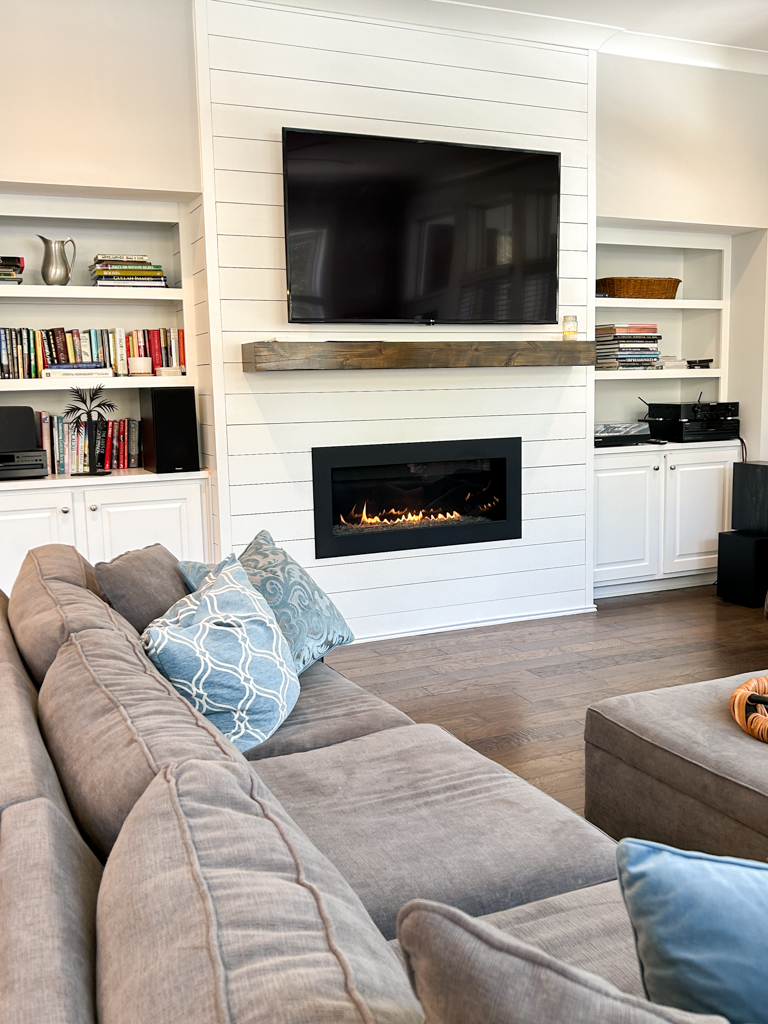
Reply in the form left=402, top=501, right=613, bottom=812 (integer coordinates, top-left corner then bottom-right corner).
left=595, top=369, right=723, bottom=381
left=595, top=298, right=723, bottom=310
left=0, top=285, right=183, bottom=302
left=0, top=376, right=190, bottom=391
left=0, top=468, right=210, bottom=492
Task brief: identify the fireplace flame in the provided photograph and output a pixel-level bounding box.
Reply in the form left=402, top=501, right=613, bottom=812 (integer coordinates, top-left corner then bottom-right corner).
left=340, top=501, right=465, bottom=528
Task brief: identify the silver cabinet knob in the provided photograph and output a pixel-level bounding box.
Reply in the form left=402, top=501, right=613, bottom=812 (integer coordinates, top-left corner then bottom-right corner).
left=61, top=506, right=70, bottom=514
left=670, top=465, right=677, bottom=470
left=653, top=465, right=660, bottom=471
left=89, top=504, right=98, bottom=511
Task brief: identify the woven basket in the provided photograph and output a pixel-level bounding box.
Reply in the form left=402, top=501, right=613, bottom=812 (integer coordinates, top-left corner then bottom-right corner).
left=597, top=276, right=681, bottom=300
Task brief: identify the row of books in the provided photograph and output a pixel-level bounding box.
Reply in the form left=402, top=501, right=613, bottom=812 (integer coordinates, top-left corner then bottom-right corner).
left=596, top=323, right=661, bottom=369
left=39, top=413, right=141, bottom=475
left=91, top=254, right=168, bottom=288
left=0, top=326, right=186, bottom=379
left=0, top=256, right=23, bottom=285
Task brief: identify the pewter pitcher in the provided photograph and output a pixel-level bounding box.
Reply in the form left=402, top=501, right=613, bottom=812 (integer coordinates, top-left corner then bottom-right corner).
left=38, top=235, right=76, bottom=286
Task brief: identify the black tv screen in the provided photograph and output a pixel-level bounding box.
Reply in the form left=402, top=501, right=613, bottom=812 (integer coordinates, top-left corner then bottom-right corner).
left=282, top=128, right=560, bottom=325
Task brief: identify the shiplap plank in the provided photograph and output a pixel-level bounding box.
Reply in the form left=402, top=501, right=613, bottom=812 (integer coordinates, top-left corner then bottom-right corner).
left=560, top=223, right=588, bottom=250
left=343, top=589, right=588, bottom=641
left=330, top=563, right=586, bottom=615
left=214, top=169, right=284, bottom=206
left=208, top=36, right=588, bottom=113
left=223, top=363, right=587, bottom=394
left=210, top=71, right=588, bottom=143
left=207, top=2, right=589, bottom=85
left=224, top=385, right=586, bottom=425
left=227, top=438, right=587, bottom=485
left=218, top=234, right=285, bottom=268
left=306, top=540, right=585, bottom=593
left=211, top=105, right=590, bottom=168
left=227, top=412, right=585, bottom=456
left=216, top=202, right=284, bottom=237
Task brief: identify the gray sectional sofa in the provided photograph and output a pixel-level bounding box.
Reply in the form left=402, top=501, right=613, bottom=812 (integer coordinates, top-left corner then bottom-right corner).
left=0, top=543, right=667, bottom=1021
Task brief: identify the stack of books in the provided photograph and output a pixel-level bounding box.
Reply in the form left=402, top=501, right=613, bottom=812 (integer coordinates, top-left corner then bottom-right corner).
left=90, top=254, right=168, bottom=288
left=38, top=413, right=142, bottom=475
left=0, top=325, right=185, bottom=379
left=0, top=256, right=23, bottom=285
left=596, top=323, right=661, bottom=370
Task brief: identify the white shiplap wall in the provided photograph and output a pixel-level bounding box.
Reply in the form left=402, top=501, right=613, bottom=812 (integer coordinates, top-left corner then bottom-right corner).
left=194, top=0, right=595, bottom=640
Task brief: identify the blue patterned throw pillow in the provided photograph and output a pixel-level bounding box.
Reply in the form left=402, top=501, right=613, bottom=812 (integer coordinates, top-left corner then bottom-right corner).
left=141, top=555, right=299, bottom=752
left=179, top=531, right=354, bottom=675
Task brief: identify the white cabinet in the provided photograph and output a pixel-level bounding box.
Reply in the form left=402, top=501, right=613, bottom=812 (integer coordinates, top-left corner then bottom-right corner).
left=0, top=471, right=210, bottom=596
left=594, top=452, right=661, bottom=584
left=83, top=481, right=206, bottom=564
left=662, top=448, right=733, bottom=574
left=0, top=489, right=76, bottom=595
left=594, top=442, right=739, bottom=593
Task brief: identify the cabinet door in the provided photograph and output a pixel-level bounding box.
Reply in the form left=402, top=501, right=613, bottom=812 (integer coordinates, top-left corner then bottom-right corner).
left=0, top=490, right=76, bottom=595
left=83, top=481, right=206, bottom=564
left=594, top=453, right=662, bottom=583
left=663, top=448, right=737, bottom=574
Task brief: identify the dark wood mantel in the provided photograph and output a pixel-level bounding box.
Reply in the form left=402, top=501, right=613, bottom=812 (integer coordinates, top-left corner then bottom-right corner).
left=241, top=339, right=595, bottom=372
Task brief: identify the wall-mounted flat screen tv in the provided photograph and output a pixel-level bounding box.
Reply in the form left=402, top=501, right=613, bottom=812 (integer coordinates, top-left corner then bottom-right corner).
left=282, top=128, right=560, bottom=325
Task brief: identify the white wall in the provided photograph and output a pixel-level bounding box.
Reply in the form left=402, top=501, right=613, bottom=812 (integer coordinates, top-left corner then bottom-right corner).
left=0, top=0, right=200, bottom=197
left=194, top=0, right=594, bottom=640
left=597, top=53, right=768, bottom=228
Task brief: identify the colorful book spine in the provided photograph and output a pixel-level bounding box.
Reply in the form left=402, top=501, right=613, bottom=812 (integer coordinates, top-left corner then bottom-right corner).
left=40, top=411, right=52, bottom=475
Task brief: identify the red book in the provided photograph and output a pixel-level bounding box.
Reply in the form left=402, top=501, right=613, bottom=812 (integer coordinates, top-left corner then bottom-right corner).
left=147, top=329, right=162, bottom=372
left=118, top=419, right=127, bottom=469
left=104, top=419, right=114, bottom=470
left=178, top=328, right=185, bottom=369
left=52, top=327, right=69, bottom=365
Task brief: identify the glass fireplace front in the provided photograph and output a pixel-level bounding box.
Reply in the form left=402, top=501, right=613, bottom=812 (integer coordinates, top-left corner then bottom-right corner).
left=312, top=438, right=521, bottom=558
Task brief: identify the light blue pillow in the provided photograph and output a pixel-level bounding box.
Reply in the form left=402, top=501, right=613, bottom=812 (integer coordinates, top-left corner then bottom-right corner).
left=179, top=531, right=354, bottom=675
left=617, top=837, right=768, bottom=1024
left=141, top=554, right=299, bottom=752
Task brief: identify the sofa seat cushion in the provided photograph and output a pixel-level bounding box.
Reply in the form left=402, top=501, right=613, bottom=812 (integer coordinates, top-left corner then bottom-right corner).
left=479, top=880, right=645, bottom=998
left=0, top=593, right=71, bottom=818
left=253, top=723, right=618, bottom=940
left=585, top=671, right=768, bottom=847
left=0, top=797, right=102, bottom=1024
left=8, top=545, right=138, bottom=684
left=96, top=759, right=423, bottom=1024
left=38, top=627, right=246, bottom=859
left=245, top=660, right=414, bottom=760
left=397, top=899, right=726, bottom=1024
left=95, top=543, right=190, bottom=633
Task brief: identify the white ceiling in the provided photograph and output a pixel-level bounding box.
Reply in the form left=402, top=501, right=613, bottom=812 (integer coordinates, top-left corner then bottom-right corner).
left=451, top=1, right=768, bottom=52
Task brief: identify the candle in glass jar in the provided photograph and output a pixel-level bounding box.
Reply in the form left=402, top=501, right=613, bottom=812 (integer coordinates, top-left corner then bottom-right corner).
left=562, top=315, right=578, bottom=340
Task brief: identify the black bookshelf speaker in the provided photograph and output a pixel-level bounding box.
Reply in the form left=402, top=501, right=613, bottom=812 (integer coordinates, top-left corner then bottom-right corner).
left=139, top=386, right=200, bottom=474
left=732, top=462, right=768, bottom=533
left=717, top=530, right=768, bottom=607
left=0, top=406, right=37, bottom=452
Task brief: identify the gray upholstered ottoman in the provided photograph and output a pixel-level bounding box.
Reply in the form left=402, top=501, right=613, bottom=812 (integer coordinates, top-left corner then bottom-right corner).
left=585, top=670, right=768, bottom=860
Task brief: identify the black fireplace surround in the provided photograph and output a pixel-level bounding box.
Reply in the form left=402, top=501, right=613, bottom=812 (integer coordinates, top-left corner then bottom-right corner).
left=312, top=438, right=522, bottom=558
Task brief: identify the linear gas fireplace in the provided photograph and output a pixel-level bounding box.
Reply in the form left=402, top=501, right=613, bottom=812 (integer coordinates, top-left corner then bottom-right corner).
left=312, top=438, right=522, bottom=558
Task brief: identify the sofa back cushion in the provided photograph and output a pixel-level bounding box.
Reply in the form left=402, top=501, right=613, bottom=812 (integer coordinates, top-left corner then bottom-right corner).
left=97, top=758, right=422, bottom=1024
left=8, top=545, right=138, bottom=684
left=0, top=592, right=72, bottom=819
left=94, top=543, right=190, bottom=633
left=0, top=796, right=102, bottom=1024
left=38, top=628, right=245, bottom=859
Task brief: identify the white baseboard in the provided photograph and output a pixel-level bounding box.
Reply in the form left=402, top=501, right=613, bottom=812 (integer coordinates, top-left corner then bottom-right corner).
left=349, top=603, right=598, bottom=645
left=594, top=573, right=716, bottom=600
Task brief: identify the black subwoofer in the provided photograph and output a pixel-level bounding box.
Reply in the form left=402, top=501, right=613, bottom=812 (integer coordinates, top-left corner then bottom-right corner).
left=139, top=386, right=200, bottom=474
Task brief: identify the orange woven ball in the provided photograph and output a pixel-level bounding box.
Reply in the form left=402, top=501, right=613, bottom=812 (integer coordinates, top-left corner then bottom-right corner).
left=730, top=676, right=768, bottom=743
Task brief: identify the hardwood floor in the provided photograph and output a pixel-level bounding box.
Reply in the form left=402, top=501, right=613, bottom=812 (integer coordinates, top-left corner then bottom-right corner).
left=326, top=585, right=768, bottom=816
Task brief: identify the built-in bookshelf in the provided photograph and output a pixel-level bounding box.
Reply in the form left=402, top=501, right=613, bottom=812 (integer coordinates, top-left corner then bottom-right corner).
left=594, top=221, right=731, bottom=426
left=0, top=186, right=202, bottom=486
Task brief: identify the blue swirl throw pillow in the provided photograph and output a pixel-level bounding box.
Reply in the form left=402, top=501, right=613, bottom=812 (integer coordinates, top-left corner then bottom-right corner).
left=141, top=554, right=299, bottom=752
left=179, top=531, right=354, bottom=675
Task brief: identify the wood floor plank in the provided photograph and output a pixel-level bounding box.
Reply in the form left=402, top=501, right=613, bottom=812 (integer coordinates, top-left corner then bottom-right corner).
left=327, top=585, right=768, bottom=815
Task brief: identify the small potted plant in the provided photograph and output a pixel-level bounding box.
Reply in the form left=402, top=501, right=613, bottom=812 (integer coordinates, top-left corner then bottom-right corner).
left=64, top=385, right=117, bottom=475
